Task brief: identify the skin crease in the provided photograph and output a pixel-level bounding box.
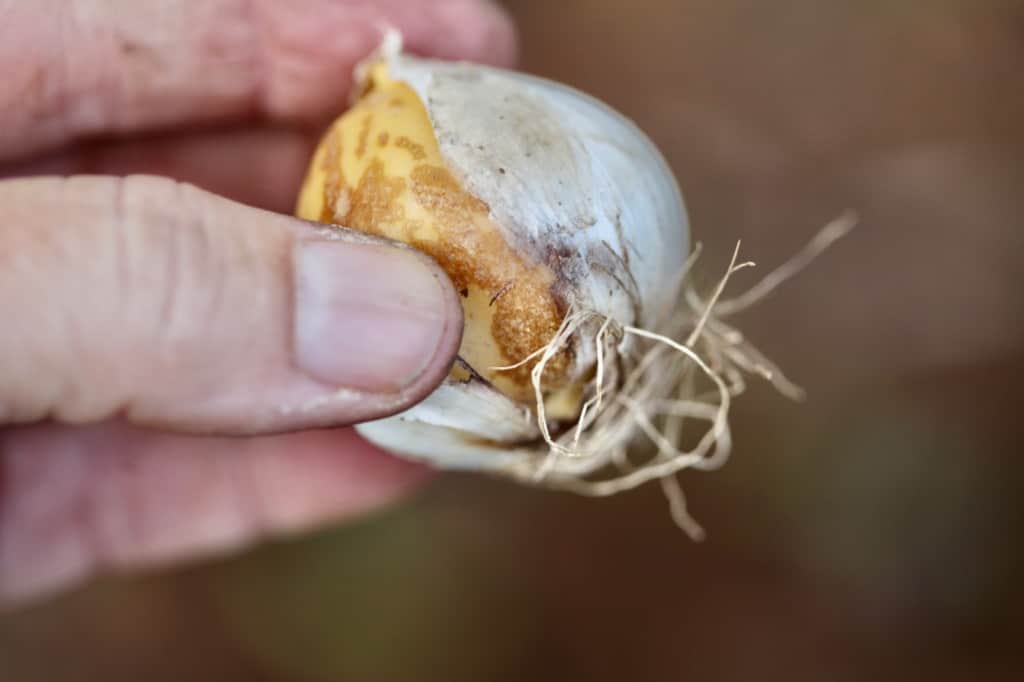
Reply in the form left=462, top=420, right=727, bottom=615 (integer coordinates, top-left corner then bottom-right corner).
left=0, top=0, right=518, bottom=609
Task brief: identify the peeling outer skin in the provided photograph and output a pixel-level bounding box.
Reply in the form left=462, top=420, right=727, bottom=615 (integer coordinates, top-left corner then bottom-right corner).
left=357, top=385, right=622, bottom=480
left=356, top=418, right=535, bottom=477
left=356, top=380, right=539, bottom=476
left=357, top=380, right=614, bottom=480
left=301, top=62, right=574, bottom=401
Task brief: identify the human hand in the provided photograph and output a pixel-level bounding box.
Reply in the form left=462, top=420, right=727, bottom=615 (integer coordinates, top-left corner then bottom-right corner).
left=0, top=0, right=516, bottom=608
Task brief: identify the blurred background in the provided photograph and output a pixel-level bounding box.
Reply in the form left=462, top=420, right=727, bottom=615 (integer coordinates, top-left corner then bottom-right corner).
left=3, top=0, right=1024, bottom=679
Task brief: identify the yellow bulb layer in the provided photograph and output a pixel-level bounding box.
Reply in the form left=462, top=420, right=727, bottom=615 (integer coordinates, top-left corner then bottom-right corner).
left=297, top=63, right=576, bottom=409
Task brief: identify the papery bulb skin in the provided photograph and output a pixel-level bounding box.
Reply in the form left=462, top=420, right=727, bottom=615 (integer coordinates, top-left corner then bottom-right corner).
left=296, top=50, right=689, bottom=476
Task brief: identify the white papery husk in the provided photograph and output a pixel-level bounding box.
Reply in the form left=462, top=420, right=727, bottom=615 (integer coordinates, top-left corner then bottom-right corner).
left=353, top=36, right=853, bottom=535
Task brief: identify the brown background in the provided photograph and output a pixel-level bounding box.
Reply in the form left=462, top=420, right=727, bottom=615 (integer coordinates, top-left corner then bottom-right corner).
left=3, top=1, right=1024, bottom=680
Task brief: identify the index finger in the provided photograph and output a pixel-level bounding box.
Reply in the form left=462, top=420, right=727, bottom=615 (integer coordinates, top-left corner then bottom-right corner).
left=0, top=0, right=516, bottom=162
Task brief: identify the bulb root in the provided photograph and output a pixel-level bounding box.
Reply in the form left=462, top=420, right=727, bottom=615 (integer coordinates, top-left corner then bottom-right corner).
left=493, top=213, right=855, bottom=537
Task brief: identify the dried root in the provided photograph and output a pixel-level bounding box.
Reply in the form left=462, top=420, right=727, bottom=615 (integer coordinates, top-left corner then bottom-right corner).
left=493, top=212, right=856, bottom=538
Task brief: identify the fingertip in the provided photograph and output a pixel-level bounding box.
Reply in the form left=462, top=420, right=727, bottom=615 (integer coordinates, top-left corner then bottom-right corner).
left=0, top=175, right=462, bottom=438
left=474, top=0, right=521, bottom=67
left=290, top=236, right=463, bottom=400
left=404, top=0, right=520, bottom=68
left=253, top=0, right=519, bottom=122
left=392, top=246, right=467, bottom=404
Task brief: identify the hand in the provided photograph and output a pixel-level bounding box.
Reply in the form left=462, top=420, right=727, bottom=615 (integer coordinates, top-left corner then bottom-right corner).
left=0, top=0, right=516, bottom=608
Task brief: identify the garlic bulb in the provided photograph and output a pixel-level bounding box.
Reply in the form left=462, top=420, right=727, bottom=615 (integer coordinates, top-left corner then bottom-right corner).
left=295, top=35, right=849, bottom=531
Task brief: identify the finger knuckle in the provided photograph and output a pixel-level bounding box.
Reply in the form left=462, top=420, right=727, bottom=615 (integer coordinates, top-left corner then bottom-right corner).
left=108, top=176, right=227, bottom=353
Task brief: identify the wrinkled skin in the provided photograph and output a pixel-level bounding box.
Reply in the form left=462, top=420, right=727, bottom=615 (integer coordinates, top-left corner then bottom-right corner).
left=0, top=0, right=517, bottom=608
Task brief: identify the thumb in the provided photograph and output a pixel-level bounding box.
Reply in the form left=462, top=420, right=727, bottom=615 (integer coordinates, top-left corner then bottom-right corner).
left=0, top=175, right=462, bottom=434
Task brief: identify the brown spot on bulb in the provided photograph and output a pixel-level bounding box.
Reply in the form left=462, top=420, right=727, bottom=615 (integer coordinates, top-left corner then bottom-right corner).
left=355, top=115, right=372, bottom=159
left=308, top=108, right=572, bottom=400
left=396, top=136, right=427, bottom=161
